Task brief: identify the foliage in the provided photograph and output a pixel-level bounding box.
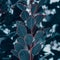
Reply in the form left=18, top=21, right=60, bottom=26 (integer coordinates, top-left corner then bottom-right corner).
left=11, top=0, right=51, bottom=60
left=0, top=0, right=60, bottom=60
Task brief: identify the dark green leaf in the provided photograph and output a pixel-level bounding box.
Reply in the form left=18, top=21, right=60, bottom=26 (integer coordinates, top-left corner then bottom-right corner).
left=21, top=11, right=29, bottom=21
left=27, top=16, right=35, bottom=29
left=11, top=50, right=18, bottom=57
left=35, top=15, right=43, bottom=25
left=32, top=43, right=41, bottom=56
left=17, top=37, right=25, bottom=46
left=16, top=3, right=26, bottom=10
left=25, top=34, right=33, bottom=46
left=14, top=43, right=24, bottom=52
left=0, top=37, right=5, bottom=44
left=16, top=21, right=27, bottom=37
left=39, top=0, right=46, bottom=7
left=18, top=49, right=30, bottom=60
left=31, top=4, right=37, bottom=14
left=35, top=31, right=44, bottom=43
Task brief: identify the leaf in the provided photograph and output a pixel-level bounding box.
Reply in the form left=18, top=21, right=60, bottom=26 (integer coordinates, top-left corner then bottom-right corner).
left=11, top=49, right=18, bottom=57
left=7, top=0, right=11, bottom=5
left=25, top=34, right=33, bottom=46
left=35, top=15, right=43, bottom=25
left=8, top=32, right=16, bottom=37
left=21, top=11, right=29, bottom=21
left=34, top=31, right=44, bottom=43
left=39, top=0, right=46, bottom=7
left=16, top=3, right=26, bottom=11
left=0, top=37, right=5, bottom=44
left=16, top=21, right=27, bottom=37
left=27, top=16, right=35, bottom=30
left=43, top=27, right=50, bottom=34
left=17, top=37, right=25, bottom=46
left=18, top=49, right=30, bottom=60
left=14, top=43, right=24, bottom=52
left=32, top=43, right=41, bottom=56
left=31, top=4, right=37, bottom=14
left=10, top=0, right=18, bottom=4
